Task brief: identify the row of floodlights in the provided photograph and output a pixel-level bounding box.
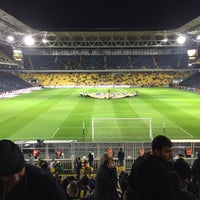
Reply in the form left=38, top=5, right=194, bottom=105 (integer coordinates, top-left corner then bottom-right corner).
left=163, top=35, right=200, bottom=44
left=7, top=34, right=200, bottom=46
left=7, top=35, right=48, bottom=46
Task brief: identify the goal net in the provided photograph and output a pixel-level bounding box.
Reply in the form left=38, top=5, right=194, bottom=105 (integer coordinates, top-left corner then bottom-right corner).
left=92, top=118, right=152, bottom=142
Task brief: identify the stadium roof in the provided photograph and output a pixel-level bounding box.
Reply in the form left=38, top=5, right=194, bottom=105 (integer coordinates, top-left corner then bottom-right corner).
left=1, top=9, right=200, bottom=49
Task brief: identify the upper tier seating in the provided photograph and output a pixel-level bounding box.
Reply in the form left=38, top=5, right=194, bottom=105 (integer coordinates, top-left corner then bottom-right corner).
left=21, top=54, right=189, bottom=70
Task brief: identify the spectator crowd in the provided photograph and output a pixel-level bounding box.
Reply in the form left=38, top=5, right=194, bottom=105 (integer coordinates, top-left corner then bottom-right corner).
left=1, top=137, right=200, bottom=200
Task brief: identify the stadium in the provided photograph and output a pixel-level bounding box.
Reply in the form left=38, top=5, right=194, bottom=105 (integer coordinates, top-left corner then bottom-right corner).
left=1, top=8, right=200, bottom=173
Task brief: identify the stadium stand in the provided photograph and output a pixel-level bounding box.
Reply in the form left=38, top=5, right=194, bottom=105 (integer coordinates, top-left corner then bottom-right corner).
left=0, top=73, right=33, bottom=93
left=1, top=10, right=200, bottom=184
left=179, top=72, right=200, bottom=88
left=81, top=55, right=105, bottom=70
left=21, top=54, right=190, bottom=71
left=153, top=54, right=188, bottom=69
left=17, top=71, right=191, bottom=87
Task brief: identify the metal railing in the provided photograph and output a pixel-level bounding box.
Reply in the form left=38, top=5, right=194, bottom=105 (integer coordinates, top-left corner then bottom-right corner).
left=18, top=140, right=200, bottom=173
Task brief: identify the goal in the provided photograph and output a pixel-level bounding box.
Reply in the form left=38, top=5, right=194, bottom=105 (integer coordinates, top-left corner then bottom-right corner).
left=91, top=118, right=152, bottom=142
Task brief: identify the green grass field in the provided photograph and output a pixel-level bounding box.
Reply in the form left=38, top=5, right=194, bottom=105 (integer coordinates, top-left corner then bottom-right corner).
left=0, top=87, right=200, bottom=142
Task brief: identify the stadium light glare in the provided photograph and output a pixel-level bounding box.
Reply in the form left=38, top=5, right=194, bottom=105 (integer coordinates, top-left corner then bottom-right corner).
left=24, top=35, right=35, bottom=46
left=162, top=38, right=168, bottom=42
left=196, top=35, right=200, bottom=40
left=42, top=38, right=48, bottom=43
left=177, top=35, right=186, bottom=44
left=7, top=35, right=14, bottom=42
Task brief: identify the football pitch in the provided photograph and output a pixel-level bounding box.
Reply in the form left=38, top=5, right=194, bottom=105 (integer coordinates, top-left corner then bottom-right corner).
left=0, top=87, right=200, bottom=142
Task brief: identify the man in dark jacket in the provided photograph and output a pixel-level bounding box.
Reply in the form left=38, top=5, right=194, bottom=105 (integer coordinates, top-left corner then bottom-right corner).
left=93, top=152, right=121, bottom=200
left=174, top=153, right=191, bottom=181
left=117, top=148, right=125, bottom=167
left=0, top=139, right=66, bottom=200
left=88, top=152, right=94, bottom=168
left=133, top=135, right=175, bottom=200
left=192, top=152, right=200, bottom=199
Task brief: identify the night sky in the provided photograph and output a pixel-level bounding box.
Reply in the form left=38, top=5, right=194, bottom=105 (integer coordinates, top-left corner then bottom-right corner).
left=0, top=0, right=200, bottom=31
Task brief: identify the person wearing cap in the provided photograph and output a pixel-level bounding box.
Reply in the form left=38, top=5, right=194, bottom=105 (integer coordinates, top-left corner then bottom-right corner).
left=0, top=139, right=66, bottom=200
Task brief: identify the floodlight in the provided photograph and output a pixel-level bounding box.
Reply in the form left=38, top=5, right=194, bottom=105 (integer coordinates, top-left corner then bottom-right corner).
left=162, top=38, right=168, bottom=42
left=42, top=38, right=48, bottom=43
left=196, top=35, right=200, bottom=40
left=177, top=35, right=186, bottom=44
left=24, top=35, right=35, bottom=46
left=7, top=35, right=14, bottom=42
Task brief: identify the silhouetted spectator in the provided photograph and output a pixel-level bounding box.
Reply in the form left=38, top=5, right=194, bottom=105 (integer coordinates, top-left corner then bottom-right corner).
left=77, top=175, right=91, bottom=199
left=62, top=176, right=76, bottom=197
left=126, top=152, right=151, bottom=200
left=117, top=148, right=125, bottom=166
left=171, top=171, right=196, bottom=200
left=93, top=152, right=122, bottom=200
left=0, top=139, right=66, bottom=200
left=132, top=135, right=175, bottom=200
left=66, top=180, right=80, bottom=199
left=191, top=152, right=200, bottom=199
left=39, top=159, right=50, bottom=172
left=174, top=153, right=196, bottom=196
left=76, top=157, right=82, bottom=179
left=88, top=152, right=94, bottom=167
left=174, top=154, right=192, bottom=181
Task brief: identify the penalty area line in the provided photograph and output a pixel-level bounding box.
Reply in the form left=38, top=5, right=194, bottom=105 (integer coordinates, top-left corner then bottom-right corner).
left=177, top=126, right=194, bottom=138
left=51, top=128, right=60, bottom=138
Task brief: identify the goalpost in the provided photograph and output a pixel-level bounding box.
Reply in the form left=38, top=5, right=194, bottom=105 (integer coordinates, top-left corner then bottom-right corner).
left=92, top=118, right=153, bottom=142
